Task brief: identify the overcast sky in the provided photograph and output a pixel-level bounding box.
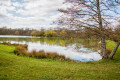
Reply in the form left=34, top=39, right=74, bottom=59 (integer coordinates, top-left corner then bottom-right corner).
left=0, top=0, right=67, bottom=30
left=0, top=0, right=119, bottom=30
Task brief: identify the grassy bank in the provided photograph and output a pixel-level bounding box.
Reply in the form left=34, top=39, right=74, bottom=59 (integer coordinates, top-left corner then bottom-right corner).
left=106, top=40, right=120, bottom=59
left=0, top=41, right=120, bottom=80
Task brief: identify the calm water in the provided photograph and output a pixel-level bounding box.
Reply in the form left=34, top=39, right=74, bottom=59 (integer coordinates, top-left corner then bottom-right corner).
left=0, top=35, right=102, bottom=62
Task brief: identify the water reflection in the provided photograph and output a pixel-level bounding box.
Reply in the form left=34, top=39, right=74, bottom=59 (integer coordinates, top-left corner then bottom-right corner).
left=0, top=35, right=102, bottom=62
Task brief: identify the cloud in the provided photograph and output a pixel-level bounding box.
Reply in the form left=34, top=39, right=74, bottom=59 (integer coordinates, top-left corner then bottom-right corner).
left=0, top=0, right=65, bottom=29
left=0, top=14, right=7, bottom=20
left=12, top=2, right=23, bottom=7
left=1, top=0, right=119, bottom=30
left=0, top=0, right=11, bottom=6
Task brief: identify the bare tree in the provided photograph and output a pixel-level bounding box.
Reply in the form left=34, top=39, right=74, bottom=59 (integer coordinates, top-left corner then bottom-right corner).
left=58, top=0, right=120, bottom=59
left=109, top=23, right=120, bottom=59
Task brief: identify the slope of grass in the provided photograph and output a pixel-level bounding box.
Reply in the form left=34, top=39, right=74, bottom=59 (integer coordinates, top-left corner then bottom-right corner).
left=0, top=42, right=120, bottom=80
left=106, top=40, right=120, bottom=59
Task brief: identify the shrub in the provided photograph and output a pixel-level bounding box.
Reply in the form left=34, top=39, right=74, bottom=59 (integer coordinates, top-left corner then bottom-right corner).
left=99, top=46, right=111, bottom=56
left=59, top=55, right=66, bottom=61
left=23, top=44, right=28, bottom=49
left=3, top=41, right=11, bottom=45
left=2, top=42, right=73, bottom=61
left=28, top=50, right=37, bottom=57
left=35, top=50, right=47, bottom=58
left=46, top=52, right=60, bottom=59
left=12, top=43, right=20, bottom=46
left=14, top=46, right=27, bottom=56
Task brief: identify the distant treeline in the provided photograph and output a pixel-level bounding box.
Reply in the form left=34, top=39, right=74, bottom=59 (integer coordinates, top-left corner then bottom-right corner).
left=30, top=26, right=120, bottom=41
left=0, top=27, right=102, bottom=39
left=0, top=27, right=119, bottom=40
left=0, top=27, right=32, bottom=36
left=31, top=29, right=82, bottom=38
left=30, top=28, right=99, bottom=39
left=0, top=27, right=86, bottom=38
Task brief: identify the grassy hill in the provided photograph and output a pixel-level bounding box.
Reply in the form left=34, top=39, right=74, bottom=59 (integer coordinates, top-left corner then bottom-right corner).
left=0, top=41, right=120, bottom=80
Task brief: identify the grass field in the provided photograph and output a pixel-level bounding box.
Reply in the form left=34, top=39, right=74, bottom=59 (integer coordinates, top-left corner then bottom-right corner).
left=0, top=41, right=120, bottom=80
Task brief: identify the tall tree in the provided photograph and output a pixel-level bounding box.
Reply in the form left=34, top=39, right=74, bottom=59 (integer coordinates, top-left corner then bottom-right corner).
left=58, top=0, right=120, bottom=59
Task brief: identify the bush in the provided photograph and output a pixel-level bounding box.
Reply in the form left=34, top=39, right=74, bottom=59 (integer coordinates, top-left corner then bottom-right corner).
left=28, top=50, right=37, bottom=57
left=2, top=42, right=72, bottom=61
left=14, top=46, right=71, bottom=61
left=46, top=52, right=60, bottom=59
left=3, top=41, right=11, bottom=45
left=35, top=50, right=47, bottom=58
left=14, top=46, right=27, bottom=56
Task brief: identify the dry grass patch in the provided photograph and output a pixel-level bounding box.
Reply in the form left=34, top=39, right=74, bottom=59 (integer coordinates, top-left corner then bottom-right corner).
left=1, top=41, right=74, bottom=62
left=13, top=43, right=72, bottom=61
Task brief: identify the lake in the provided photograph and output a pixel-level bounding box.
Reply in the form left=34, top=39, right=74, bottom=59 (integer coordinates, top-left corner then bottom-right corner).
left=0, top=35, right=102, bottom=62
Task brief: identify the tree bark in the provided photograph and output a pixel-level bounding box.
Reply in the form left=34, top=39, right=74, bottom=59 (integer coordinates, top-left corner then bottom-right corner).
left=101, top=37, right=108, bottom=59
left=109, top=41, right=120, bottom=59
left=96, top=0, right=108, bottom=59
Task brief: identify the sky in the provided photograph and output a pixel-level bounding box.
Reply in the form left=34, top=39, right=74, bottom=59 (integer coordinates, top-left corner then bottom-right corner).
left=0, top=0, right=119, bottom=30
left=0, top=0, right=67, bottom=30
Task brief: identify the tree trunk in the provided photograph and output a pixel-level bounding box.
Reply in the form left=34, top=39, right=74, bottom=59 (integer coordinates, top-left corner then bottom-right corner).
left=109, top=41, right=120, bottom=59
left=96, top=0, right=108, bottom=59
left=101, top=36, right=108, bottom=59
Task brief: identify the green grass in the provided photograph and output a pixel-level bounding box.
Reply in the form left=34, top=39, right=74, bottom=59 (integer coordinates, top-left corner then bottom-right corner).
left=106, top=40, right=120, bottom=59
left=0, top=41, right=120, bottom=80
